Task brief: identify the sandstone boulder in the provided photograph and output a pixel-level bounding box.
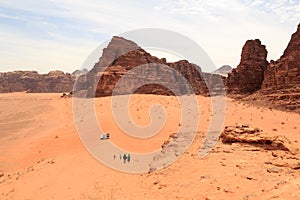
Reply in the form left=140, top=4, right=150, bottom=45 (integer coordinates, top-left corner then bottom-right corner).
left=220, top=125, right=298, bottom=154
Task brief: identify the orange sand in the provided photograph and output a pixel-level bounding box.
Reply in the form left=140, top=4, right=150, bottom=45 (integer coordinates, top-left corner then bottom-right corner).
left=0, top=93, right=299, bottom=199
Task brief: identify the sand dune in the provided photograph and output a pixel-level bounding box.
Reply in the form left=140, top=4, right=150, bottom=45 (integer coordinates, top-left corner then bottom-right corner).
left=0, top=93, right=299, bottom=199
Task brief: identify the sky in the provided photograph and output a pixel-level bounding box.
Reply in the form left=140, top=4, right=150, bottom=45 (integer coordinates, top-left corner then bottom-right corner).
left=0, top=0, right=299, bottom=73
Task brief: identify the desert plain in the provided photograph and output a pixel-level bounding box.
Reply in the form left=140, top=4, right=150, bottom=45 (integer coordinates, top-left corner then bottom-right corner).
left=0, top=92, right=299, bottom=199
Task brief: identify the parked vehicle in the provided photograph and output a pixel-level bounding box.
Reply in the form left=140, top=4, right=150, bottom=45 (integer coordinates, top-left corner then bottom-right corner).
left=100, top=133, right=110, bottom=140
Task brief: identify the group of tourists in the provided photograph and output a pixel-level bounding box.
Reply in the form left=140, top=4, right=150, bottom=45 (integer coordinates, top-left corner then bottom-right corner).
left=113, top=154, right=131, bottom=163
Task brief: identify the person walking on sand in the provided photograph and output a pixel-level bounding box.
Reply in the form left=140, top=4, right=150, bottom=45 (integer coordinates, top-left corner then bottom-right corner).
left=127, top=154, right=131, bottom=163
left=119, top=154, right=122, bottom=160
left=123, top=154, right=127, bottom=163
left=113, top=154, right=116, bottom=160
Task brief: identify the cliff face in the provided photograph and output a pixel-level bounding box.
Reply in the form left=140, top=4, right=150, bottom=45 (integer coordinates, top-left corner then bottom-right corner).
left=226, top=39, right=268, bottom=94
left=226, top=23, right=300, bottom=112
left=92, top=37, right=168, bottom=97
left=78, top=36, right=215, bottom=98
left=0, top=70, right=74, bottom=93
left=261, top=24, right=300, bottom=93
left=257, top=23, right=300, bottom=111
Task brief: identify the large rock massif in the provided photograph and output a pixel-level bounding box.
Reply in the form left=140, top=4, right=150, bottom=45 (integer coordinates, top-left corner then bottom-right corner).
left=227, top=23, right=300, bottom=96
left=259, top=24, right=300, bottom=111
left=0, top=70, right=75, bottom=93
left=75, top=36, right=223, bottom=97
left=261, top=24, right=300, bottom=93
left=226, top=39, right=268, bottom=94
left=225, top=23, right=300, bottom=112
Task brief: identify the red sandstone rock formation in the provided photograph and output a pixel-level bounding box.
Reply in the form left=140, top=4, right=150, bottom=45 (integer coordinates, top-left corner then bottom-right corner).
left=261, top=24, right=300, bottom=93
left=0, top=70, right=74, bottom=93
left=256, top=23, right=300, bottom=111
left=226, top=39, right=268, bottom=94
left=78, top=36, right=218, bottom=98
left=229, top=23, right=300, bottom=112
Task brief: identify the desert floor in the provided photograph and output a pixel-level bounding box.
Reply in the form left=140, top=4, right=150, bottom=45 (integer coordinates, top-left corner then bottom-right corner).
left=0, top=93, right=299, bottom=199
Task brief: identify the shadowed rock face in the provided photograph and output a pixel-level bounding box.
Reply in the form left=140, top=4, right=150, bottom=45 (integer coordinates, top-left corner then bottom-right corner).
left=78, top=36, right=218, bottom=98
left=226, top=23, right=300, bottom=112
left=226, top=39, right=268, bottom=94
left=0, top=70, right=75, bottom=93
left=261, top=23, right=300, bottom=93
left=253, top=23, right=300, bottom=111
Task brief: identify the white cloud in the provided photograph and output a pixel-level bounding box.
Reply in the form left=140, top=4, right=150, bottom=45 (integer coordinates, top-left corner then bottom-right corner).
left=243, top=0, right=300, bottom=22
left=0, top=0, right=299, bottom=73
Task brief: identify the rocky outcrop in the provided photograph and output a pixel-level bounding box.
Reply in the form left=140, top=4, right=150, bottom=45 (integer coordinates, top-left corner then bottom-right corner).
left=226, top=39, right=268, bottom=94
left=220, top=125, right=298, bottom=154
left=261, top=24, right=300, bottom=93
left=240, top=23, right=300, bottom=112
left=0, top=70, right=74, bottom=93
left=92, top=37, right=173, bottom=97
left=75, top=36, right=224, bottom=98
